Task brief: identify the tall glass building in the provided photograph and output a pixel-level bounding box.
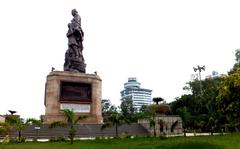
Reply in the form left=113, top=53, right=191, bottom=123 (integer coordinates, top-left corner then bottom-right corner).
left=120, top=78, right=152, bottom=111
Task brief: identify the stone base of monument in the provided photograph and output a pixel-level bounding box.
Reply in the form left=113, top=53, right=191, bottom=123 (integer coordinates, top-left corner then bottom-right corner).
left=42, top=71, right=103, bottom=124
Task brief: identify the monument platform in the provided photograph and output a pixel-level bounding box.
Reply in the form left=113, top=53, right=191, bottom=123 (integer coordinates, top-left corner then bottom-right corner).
left=42, top=71, right=103, bottom=124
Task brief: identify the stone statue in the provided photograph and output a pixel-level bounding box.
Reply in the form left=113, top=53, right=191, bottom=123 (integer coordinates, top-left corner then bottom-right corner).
left=64, top=9, right=86, bottom=73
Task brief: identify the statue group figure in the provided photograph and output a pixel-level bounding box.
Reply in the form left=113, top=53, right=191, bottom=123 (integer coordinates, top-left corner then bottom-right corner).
left=64, top=9, right=86, bottom=73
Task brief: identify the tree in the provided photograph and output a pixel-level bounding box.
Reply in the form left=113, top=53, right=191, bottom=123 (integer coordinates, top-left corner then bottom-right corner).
left=170, top=49, right=240, bottom=133
left=50, top=109, right=86, bottom=144
left=170, top=94, right=198, bottom=131
left=171, top=75, right=222, bottom=132
left=101, top=106, right=125, bottom=138
left=207, top=116, right=215, bottom=135
left=170, top=95, right=195, bottom=115
left=216, top=69, right=240, bottom=131
left=0, top=122, right=10, bottom=137
left=102, top=99, right=112, bottom=122
left=148, top=105, right=158, bottom=136
left=215, top=49, right=240, bottom=131
left=229, top=49, right=240, bottom=74
left=102, top=99, right=111, bottom=116
left=6, top=116, right=41, bottom=142
left=139, top=105, right=148, bottom=113
left=177, top=107, right=191, bottom=137
left=120, top=98, right=137, bottom=123
left=138, top=104, right=158, bottom=136
left=153, top=97, right=164, bottom=105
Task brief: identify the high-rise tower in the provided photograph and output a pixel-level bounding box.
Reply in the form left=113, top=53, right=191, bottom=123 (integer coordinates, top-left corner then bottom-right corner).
left=120, top=78, right=152, bottom=111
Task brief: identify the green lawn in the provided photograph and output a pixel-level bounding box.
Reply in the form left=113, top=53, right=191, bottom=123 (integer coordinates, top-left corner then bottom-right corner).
left=1, top=134, right=240, bottom=149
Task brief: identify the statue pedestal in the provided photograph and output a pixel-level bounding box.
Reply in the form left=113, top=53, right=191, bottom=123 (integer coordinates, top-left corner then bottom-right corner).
left=42, top=71, right=103, bottom=124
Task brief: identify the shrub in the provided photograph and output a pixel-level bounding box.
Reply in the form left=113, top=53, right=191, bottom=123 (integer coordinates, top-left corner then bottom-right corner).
left=159, top=132, right=167, bottom=140
left=49, top=136, right=67, bottom=142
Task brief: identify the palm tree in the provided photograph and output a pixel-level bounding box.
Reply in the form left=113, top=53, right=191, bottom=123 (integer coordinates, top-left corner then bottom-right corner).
left=11, top=117, right=26, bottom=142
left=50, top=109, right=86, bottom=144
left=153, top=97, right=164, bottom=105
left=101, top=106, right=125, bottom=138
left=8, top=110, right=16, bottom=115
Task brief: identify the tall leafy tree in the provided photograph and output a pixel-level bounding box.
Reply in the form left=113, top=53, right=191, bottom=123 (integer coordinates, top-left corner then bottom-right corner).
left=102, top=99, right=112, bottom=122
left=170, top=49, right=240, bottom=133
left=120, top=98, right=137, bottom=123
left=102, top=99, right=111, bottom=116
left=216, top=49, right=240, bottom=131
left=229, top=49, right=240, bottom=74
left=171, top=75, right=222, bottom=132
left=217, top=69, right=240, bottom=130
left=177, top=107, right=191, bottom=137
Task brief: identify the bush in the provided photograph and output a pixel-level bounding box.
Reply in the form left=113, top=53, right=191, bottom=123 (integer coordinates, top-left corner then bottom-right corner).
left=32, top=138, right=38, bottom=142
left=9, top=137, right=26, bottom=143
left=159, top=132, right=167, bottom=140
left=49, top=136, right=67, bottom=142
left=1, top=135, right=10, bottom=149
left=95, top=136, right=103, bottom=140
left=18, top=137, right=26, bottom=143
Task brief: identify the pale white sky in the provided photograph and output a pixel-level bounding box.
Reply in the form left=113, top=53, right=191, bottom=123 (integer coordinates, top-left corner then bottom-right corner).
left=0, top=0, right=238, bottom=119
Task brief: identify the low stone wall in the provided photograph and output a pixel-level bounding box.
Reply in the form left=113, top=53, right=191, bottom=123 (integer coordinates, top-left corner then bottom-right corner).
left=0, top=123, right=149, bottom=139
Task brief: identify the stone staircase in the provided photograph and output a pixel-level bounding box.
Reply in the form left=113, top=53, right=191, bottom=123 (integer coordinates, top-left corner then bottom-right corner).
left=1, top=123, right=149, bottom=139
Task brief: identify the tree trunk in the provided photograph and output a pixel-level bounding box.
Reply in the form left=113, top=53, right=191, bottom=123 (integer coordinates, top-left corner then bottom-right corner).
left=183, top=128, right=186, bottom=137
left=69, top=125, right=75, bottom=144
left=153, top=124, right=156, bottom=137
left=115, top=124, right=119, bottom=138
left=18, top=131, right=21, bottom=142
left=211, top=126, right=213, bottom=136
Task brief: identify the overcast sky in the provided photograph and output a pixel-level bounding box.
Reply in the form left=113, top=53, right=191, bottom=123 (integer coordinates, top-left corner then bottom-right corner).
left=0, top=0, right=238, bottom=119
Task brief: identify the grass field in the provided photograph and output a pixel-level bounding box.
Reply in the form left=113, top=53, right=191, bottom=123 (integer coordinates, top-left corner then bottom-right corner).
left=1, top=134, right=240, bottom=149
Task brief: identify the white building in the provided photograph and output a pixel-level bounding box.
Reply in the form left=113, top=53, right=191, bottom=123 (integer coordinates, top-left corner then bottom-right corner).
left=120, top=78, right=152, bottom=111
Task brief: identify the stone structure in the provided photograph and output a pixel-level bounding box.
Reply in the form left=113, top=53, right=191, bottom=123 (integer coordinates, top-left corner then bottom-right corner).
left=42, top=71, right=103, bottom=124
left=42, top=9, right=102, bottom=124
left=139, top=115, right=183, bottom=136
left=0, top=115, right=5, bottom=123
left=64, top=9, right=86, bottom=73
